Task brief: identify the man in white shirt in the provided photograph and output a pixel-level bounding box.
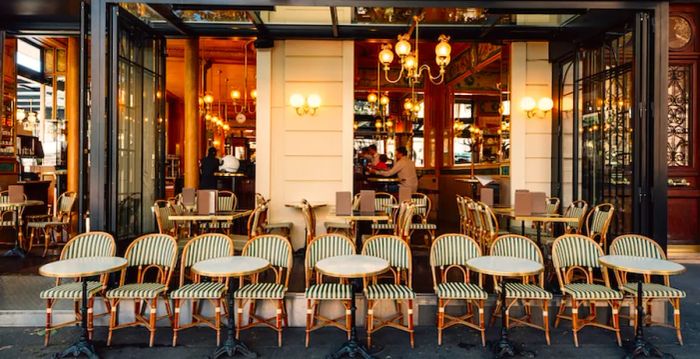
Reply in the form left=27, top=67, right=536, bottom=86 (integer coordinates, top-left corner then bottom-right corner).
left=371, top=146, right=417, bottom=202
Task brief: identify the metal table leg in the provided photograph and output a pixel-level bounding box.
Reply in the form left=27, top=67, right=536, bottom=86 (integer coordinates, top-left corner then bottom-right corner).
left=52, top=281, right=98, bottom=358
left=625, top=281, right=666, bottom=358
left=213, top=281, right=257, bottom=358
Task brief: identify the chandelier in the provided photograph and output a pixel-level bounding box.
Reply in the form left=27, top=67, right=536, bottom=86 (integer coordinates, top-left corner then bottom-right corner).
left=378, top=15, right=452, bottom=85
left=366, top=63, right=392, bottom=133
left=229, top=40, right=256, bottom=124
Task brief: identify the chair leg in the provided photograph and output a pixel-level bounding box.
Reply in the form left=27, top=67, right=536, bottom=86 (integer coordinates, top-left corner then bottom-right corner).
left=44, top=299, right=53, bottom=346
left=43, top=228, right=51, bottom=257
left=216, top=298, right=222, bottom=346
left=276, top=300, right=283, bottom=347
left=490, top=298, right=501, bottom=327
left=612, top=301, right=621, bottom=347
left=366, top=300, right=374, bottom=349
left=305, top=299, right=312, bottom=348
left=107, top=299, right=118, bottom=346
left=248, top=300, right=256, bottom=325
left=555, top=297, right=567, bottom=328
left=172, top=299, right=180, bottom=347
left=571, top=300, right=579, bottom=347
left=479, top=299, right=486, bottom=347
left=672, top=298, right=683, bottom=345
left=163, top=296, right=173, bottom=327
left=437, top=298, right=444, bottom=346
left=28, top=228, right=35, bottom=253
left=236, top=299, right=244, bottom=340
left=408, top=299, right=414, bottom=348
left=345, top=301, right=352, bottom=340
left=87, top=297, right=94, bottom=340
left=543, top=299, right=550, bottom=345
left=149, top=298, right=157, bottom=347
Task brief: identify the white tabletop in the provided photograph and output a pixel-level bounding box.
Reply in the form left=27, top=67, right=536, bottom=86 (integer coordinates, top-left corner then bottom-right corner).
left=315, top=255, right=389, bottom=278
left=191, top=256, right=270, bottom=277
left=0, top=200, right=44, bottom=208
left=466, top=256, right=543, bottom=277
left=285, top=202, right=327, bottom=209
left=599, top=255, right=686, bottom=276
left=39, top=257, right=127, bottom=278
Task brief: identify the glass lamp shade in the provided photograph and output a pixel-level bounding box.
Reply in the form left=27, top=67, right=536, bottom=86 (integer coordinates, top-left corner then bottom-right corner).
left=403, top=54, right=417, bottom=70
left=435, top=36, right=451, bottom=58
left=212, top=115, right=220, bottom=123
left=235, top=113, right=246, bottom=124
left=403, top=99, right=413, bottom=111
left=250, top=89, right=257, bottom=99
left=538, top=97, right=554, bottom=112
left=385, top=119, right=393, bottom=128
left=379, top=46, right=394, bottom=65
left=375, top=119, right=383, bottom=129
left=205, top=113, right=212, bottom=121
left=230, top=90, right=241, bottom=100
left=307, top=94, right=321, bottom=109
left=367, top=92, right=378, bottom=103
left=379, top=95, right=390, bottom=106
left=520, top=97, right=536, bottom=112
left=204, top=93, right=215, bottom=104
left=223, top=124, right=231, bottom=131
left=290, top=94, right=305, bottom=108
left=395, top=37, right=411, bottom=57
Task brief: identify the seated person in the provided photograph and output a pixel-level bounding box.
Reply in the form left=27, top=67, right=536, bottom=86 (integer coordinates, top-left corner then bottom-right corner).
left=372, top=154, right=390, bottom=171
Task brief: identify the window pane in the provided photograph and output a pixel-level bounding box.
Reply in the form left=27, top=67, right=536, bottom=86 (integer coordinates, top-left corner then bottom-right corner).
left=17, top=40, right=41, bottom=72
left=667, top=65, right=692, bottom=167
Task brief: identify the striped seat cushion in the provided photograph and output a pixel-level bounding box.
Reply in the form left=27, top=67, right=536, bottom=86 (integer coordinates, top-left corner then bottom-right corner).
left=27, top=221, right=67, bottom=228
left=371, top=223, right=395, bottom=230
left=562, top=283, right=622, bottom=300
left=436, top=282, right=487, bottom=299
left=264, top=222, right=293, bottom=230
left=305, top=283, right=352, bottom=300
left=0, top=220, right=14, bottom=227
left=365, top=284, right=415, bottom=300
left=40, top=281, right=103, bottom=299
left=235, top=283, right=286, bottom=299
left=324, top=221, right=352, bottom=230
left=170, top=282, right=226, bottom=299
left=621, top=283, right=686, bottom=298
left=106, top=283, right=167, bottom=299
left=410, top=223, right=437, bottom=230
left=495, top=282, right=553, bottom=300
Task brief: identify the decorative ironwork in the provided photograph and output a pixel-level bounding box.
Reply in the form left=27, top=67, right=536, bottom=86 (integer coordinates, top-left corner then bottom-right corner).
left=667, top=65, right=691, bottom=167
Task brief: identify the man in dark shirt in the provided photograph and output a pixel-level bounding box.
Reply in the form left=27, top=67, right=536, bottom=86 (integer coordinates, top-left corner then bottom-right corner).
left=199, top=147, right=220, bottom=189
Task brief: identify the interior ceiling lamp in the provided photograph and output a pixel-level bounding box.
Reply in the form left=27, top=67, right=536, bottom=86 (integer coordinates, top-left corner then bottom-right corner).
left=379, top=15, right=451, bottom=85
left=520, top=96, right=553, bottom=118
left=230, top=40, right=256, bottom=124
left=367, top=63, right=391, bottom=133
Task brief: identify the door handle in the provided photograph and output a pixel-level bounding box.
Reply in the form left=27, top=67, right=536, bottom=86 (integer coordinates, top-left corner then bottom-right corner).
left=668, top=178, right=691, bottom=187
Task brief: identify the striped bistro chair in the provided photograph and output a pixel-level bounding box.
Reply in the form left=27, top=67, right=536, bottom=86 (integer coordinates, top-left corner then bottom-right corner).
left=255, top=194, right=294, bottom=237
left=467, top=200, right=485, bottom=246
left=301, top=199, right=317, bottom=247
left=324, top=194, right=360, bottom=237
left=489, top=234, right=553, bottom=345
left=563, top=200, right=588, bottom=234
left=153, top=200, right=176, bottom=236
left=202, top=191, right=238, bottom=234
left=40, top=232, right=115, bottom=346
left=409, top=193, right=437, bottom=249
left=477, top=202, right=506, bottom=252
left=304, top=234, right=355, bottom=346
left=106, top=233, right=178, bottom=347
left=171, top=233, right=234, bottom=347
left=609, top=234, right=685, bottom=344
left=394, top=201, right=416, bottom=244
left=585, top=203, right=615, bottom=251
left=362, top=235, right=416, bottom=348
left=430, top=233, right=487, bottom=346
left=552, top=234, right=623, bottom=347
left=456, top=195, right=468, bottom=235
left=235, top=234, right=293, bottom=347
left=27, top=191, right=77, bottom=257
left=230, top=203, right=267, bottom=252
left=370, top=192, right=398, bottom=234
left=541, top=197, right=561, bottom=237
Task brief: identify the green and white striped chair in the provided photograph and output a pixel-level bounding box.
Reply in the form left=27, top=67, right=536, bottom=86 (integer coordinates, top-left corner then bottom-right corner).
left=477, top=202, right=507, bottom=252
left=609, top=234, right=685, bottom=344
left=489, top=234, right=553, bottom=345
left=304, top=234, right=355, bottom=347
left=430, top=233, right=487, bottom=346
left=409, top=193, right=436, bottom=249
left=324, top=194, right=360, bottom=237
left=255, top=194, right=294, bottom=237
left=230, top=203, right=267, bottom=252
left=563, top=200, right=588, bottom=234
left=362, top=235, right=416, bottom=348
left=171, top=233, right=234, bottom=347
left=153, top=200, right=176, bottom=236
left=106, top=233, right=178, bottom=347
left=552, top=234, right=622, bottom=347
left=201, top=191, right=238, bottom=233
left=27, top=191, right=76, bottom=257
left=40, top=231, right=115, bottom=346
left=370, top=192, right=398, bottom=234
left=235, top=234, right=293, bottom=347
left=0, top=190, right=26, bottom=247
left=456, top=195, right=468, bottom=235
left=585, top=203, right=615, bottom=252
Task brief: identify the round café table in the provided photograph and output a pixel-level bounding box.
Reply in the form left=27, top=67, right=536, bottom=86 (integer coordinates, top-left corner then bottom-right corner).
left=466, top=256, right=544, bottom=358
left=39, top=256, right=127, bottom=359
left=191, top=256, right=270, bottom=358
left=0, top=200, right=43, bottom=258
left=599, top=255, right=686, bottom=358
left=316, top=254, right=389, bottom=359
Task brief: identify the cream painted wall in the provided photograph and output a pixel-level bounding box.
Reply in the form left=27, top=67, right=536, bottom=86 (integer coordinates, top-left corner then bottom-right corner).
left=256, top=40, right=354, bottom=250
left=510, top=42, right=552, bottom=203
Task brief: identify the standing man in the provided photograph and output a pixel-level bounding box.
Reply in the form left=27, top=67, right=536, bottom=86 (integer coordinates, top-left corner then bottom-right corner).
left=199, top=147, right=220, bottom=189
left=371, top=146, right=417, bottom=202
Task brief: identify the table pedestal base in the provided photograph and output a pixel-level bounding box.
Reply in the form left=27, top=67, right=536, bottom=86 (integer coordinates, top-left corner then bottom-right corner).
left=326, top=281, right=380, bottom=359
left=213, top=284, right=257, bottom=358
left=2, top=244, right=27, bottom=258
left=494, top=280, right=536, bottom=359
left=53, top=337, right=98, bottom=359
left=624, top=281, right=670, bottom=359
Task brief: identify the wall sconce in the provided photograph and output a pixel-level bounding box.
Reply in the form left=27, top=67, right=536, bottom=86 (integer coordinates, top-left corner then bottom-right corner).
left=520, top=96, right=553, bottom=118
left=290, top=93, right=321, bottom=116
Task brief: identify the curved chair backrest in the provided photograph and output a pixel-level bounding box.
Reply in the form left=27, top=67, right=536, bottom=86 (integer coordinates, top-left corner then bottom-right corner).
left=59, top=231, right=116, bottom=285
left=586, top=203, right=615, bottom=249
left=490, top=234, right=543, bottom=264
left=305, top=234, right=355, bottom=288
left=362, top=235, right=412, bottom=287
left=609, top=234, right=665, bottom=260
left=152, top=200, right=174, bottom=234
left=430, top=233, right=481, bottom=290
left=179, top=233, right=234, bottom=286
left=563, top=200, right=588, bottom=233
left=246, top=202, right=268, bottom=239
left=121, top=233, right=178, bottom=287
left=411, top=193, right=431, bottom=221
left=551, top=234, right=607, bottom=288
left=375, top=192, right=397, bottom=217
left=0, top=190, right=28, bottom=216
left=546, top=197, right=561, bottom=215
left=301, top=199, right=317, bottom=244
left=242, top=234, right=293, bottom=287
left=255, top=193, right=267, bottom=207
left=394, top=201, right=416, bottom=239
left=217, top=191, right=238, bottom=212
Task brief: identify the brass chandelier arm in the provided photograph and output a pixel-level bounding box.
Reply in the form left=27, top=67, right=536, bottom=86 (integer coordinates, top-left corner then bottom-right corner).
left=417, top=64, right=446, bottom=85
left=382, top=64, right=407, bottom=84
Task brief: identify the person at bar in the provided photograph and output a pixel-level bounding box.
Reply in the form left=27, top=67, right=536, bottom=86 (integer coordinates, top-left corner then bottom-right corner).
left=372, top=154, right=390, bottom=171
left=199, top=147, right=220, bottom=190
left=370, top=146, right=417, bottom=202
left=366, top=144, right=380, bottom=167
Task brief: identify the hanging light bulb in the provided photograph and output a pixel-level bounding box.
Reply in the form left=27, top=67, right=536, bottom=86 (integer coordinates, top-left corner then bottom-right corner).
left=250, top=89, right=257, bottom=100
left=230, top=90, right=241, bottom=101
left=204, top=93, right=214, bottom=105
left=403, top=99, right=413, bottom=111
left=367, top=92, right=378, bottom=103
left=385, top=118, right=393, bottom=128
left=380, top=95, right=390, bottom=106
left=375, top=118, right=383, bottom=130
left=205, top=113, right=212, bottom=121
left=394, top=34, right=411, bottom=57
left=223, top=124, right=230, bottom=131
left=378, top=44, right=395, bottom=67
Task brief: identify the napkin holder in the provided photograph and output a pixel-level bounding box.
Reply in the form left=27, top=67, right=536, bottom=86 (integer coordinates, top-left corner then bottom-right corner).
left=531, top=192, right=547, bottom=213
left=514, top=190, right=532, bottom=216
left=336, top=191, right=352, bottom=216
left=8, top=185, right=24, bottom=203
left=197, top=190, right=217, bottom=215
left=359, top=190, right=375, bottom=214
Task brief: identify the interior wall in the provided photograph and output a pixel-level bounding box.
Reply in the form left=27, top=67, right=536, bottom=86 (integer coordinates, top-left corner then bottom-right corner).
left=257, top=40, right=354, bottom=250
left=510, top=42, right=552, bottom=202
